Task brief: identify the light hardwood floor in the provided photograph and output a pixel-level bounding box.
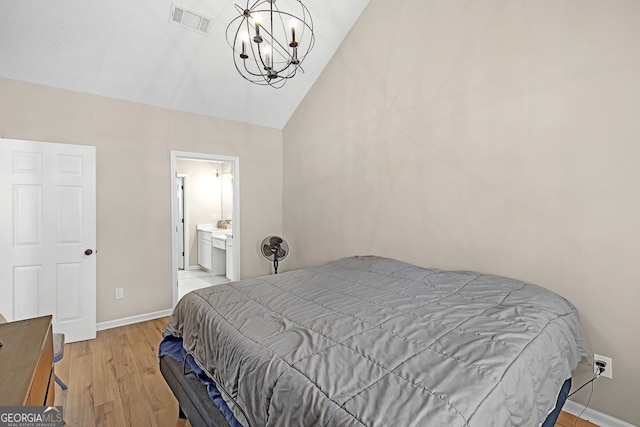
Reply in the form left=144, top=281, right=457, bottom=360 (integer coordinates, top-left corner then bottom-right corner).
left=53, top=317, right=187, bottom=427
left=556, top=411, right=599, bottom=427
left=53, top=317, right=597, bottom=427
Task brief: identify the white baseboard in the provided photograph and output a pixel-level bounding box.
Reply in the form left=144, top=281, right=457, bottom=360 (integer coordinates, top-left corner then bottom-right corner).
left=96, top=309, right=173, bottom=331
left=563, top=400, right=636, bottom=427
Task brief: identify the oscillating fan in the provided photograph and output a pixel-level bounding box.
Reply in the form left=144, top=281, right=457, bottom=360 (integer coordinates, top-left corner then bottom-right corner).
left=261, top=236, right=289, bottom=274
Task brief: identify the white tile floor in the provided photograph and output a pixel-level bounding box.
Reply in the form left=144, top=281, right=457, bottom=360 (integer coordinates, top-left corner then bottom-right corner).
left=178, top=269, right=230, bottom=301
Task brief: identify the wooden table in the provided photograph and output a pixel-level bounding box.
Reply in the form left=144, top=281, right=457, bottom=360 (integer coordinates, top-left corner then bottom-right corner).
left=0, top=315, right=55, bottom=406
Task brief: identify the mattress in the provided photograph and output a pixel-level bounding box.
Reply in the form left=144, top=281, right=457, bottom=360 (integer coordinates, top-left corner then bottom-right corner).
left=163, top=256, right=589, bottom=426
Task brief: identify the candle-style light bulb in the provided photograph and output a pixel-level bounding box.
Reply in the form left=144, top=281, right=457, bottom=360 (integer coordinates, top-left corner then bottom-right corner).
left=289, top=19, right=298, bottom=48
left=240, top=32, right=249, bottom=59
left=263, top=45, right=272, bottom=70
left=253, top=15, right=263, bottom=43
left=264, top=45, right=277, bottom=79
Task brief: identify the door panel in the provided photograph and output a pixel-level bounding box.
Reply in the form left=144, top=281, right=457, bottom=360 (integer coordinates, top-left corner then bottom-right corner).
left=13, top=265, right=41, bottom=319
left=57, top=154, right=83, bottom=175
left=0, top=138, right=96, bottom=342
left=57, top=262, right=83, bottom=321
left=57, top=186, right=83, bottom=243
left=13, top=184, right=42, bottom=245
left=13, top=151, right=42, bottom=173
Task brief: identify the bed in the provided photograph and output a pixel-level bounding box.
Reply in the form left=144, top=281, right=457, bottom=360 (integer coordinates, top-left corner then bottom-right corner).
left=160, top=256, right=589, bottom=426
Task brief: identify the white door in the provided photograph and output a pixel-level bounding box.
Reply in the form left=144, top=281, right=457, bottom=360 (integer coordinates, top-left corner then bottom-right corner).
left=176, top=176, right=185, bottom=270
left=0, top=138, right=96, bottom=343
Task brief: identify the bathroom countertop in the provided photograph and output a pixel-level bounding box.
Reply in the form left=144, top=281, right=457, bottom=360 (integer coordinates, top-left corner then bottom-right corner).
left=197, top=224, right=232, bottom=240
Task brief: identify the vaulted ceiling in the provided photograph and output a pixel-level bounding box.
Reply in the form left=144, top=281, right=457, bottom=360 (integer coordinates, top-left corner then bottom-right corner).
left=0, top=0, right=369, bottom=129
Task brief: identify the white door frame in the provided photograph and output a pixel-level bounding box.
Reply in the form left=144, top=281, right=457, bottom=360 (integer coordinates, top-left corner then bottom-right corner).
left=176, top=174, right=189, bottom=270
left=170, top=151, right=240, bottom=307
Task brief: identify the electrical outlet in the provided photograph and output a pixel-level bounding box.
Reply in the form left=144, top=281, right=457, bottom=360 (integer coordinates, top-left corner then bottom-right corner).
left=115, top=288, right=124, bottom=300
left=594, top=354, right=612, bottom=379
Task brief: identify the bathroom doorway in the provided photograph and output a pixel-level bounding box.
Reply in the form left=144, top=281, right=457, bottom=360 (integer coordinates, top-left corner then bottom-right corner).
left=170, top=151, right=240, bottom=307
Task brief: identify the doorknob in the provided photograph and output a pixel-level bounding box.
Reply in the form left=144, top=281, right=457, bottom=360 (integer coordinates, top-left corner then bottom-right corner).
left=84, top=249, right=93, bottom=256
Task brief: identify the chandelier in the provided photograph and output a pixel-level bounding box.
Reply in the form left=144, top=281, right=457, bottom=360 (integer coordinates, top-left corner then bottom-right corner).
left=226, top=0, right=315, bottom=88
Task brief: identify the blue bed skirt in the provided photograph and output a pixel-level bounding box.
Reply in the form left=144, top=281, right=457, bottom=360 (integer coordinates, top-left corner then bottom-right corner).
left=159, top=336, right=242, bottom=427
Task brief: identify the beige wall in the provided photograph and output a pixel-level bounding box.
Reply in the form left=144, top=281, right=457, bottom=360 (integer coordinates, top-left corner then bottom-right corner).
left=0, top=78, right=282, bottom=323
left=283, top=0, right=640, bottom=424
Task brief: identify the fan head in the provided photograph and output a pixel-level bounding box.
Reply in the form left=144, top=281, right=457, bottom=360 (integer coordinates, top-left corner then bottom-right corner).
left=261, top=236, right=289, bottom=262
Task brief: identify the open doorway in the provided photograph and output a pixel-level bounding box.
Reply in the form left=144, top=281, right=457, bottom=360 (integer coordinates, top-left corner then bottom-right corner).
left=170, top=151, right=240, bottom=307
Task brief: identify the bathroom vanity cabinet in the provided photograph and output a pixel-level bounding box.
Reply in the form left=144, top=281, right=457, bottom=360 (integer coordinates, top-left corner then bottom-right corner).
left=197, top=229, right=227, bottom=276
left=197, top=230, right=212, bottom=271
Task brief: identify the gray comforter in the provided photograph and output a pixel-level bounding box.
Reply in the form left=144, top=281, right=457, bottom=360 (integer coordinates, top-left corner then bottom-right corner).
left=164, top=256, right=589, bottom=427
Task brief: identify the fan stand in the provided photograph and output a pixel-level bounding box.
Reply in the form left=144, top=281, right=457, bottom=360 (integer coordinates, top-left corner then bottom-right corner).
left=271, top=245, right=280, bottom=274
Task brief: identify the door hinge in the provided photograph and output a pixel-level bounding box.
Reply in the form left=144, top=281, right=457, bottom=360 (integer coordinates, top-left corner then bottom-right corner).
left=182, top=252, right=185, bottom=256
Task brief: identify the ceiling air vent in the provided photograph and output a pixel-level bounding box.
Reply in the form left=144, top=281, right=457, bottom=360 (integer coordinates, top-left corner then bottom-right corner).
left=170, top=3, right=211, bottom=35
